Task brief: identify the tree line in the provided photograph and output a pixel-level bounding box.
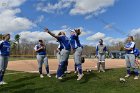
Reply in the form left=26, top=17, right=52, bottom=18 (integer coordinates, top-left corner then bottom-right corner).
left=0, top=33, right=140, bottom=57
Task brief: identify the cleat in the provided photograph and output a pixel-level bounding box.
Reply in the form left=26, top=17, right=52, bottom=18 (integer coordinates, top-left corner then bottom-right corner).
left=58, top=77, right=63, bottom=80
left=64, top=71, right=71, bottom=74
left=55, top=75, right=58, bottom=78
left=40, top=74, right=44, bottom=78
left=134, top=76, right=139, bottom=80
left=74, top=71, right=77, bottom=74
left=125, top=74, right=130, bottom=78
left=47, top=74, right=51, bottom=78
left=77, top=74, right=84, bottom=81
left=0, top=81, right=8, bottom=85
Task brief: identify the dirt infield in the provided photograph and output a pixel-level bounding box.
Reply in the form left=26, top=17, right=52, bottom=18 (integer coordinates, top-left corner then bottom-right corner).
left=7, top=59, right=126, bottom=74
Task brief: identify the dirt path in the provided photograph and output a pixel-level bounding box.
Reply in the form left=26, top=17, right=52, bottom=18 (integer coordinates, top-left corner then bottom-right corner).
left=7, top=59, right=126, bottom=74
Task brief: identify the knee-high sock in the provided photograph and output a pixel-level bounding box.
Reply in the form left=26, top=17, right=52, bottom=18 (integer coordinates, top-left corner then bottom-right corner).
left=133, top=68, right=139, bottom=76
left=57, top=61, right=65, bottom=77
left=45, top=65, right=49, bottom=74
left=0, top=70, right=5, bottom=82
left=64, top=61, right=68, bottom=72
left=77, top=64, right=82, bottom=75
left=75, top=64, right=77, bottom=71
left=39, top=67, right=42, bottom=74
left=127, top=67, right=131, bottom=75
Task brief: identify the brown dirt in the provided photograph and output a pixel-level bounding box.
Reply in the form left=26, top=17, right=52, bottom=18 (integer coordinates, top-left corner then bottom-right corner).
left=7, top=58, right=126, bottom=74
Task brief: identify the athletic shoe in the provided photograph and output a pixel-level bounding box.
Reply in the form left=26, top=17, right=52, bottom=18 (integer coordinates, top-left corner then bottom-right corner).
left=0, top=82, right=2, bottom=85
left=58, top=77, right=63, bottom=80
left=125, top=74, right=130, bottom=78
left=102, top=70, right=105, bottom=72
left=40, top=74, right=44, bottom=78
left=74, top=71, right=77, bottom=74
left=0, top=81, right=8, bottom=85
left=77, top=74, right=84, bottom=81
left=55, top=75, right=58, bottom=78
left=64, top=71, right=71, bottom=74
left=47, top=74, right=51, bottom=78
left=134, top=76, right=139, bottom=80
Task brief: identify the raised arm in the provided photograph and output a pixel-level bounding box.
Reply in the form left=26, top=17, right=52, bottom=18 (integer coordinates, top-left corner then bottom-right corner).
left=45, top=28, right=58, bottom=39
left=74, top=29, right=81, bottom=36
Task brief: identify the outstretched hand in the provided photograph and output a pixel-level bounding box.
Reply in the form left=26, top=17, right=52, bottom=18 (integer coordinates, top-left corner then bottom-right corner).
left=44, top=28, right=49, bottom=33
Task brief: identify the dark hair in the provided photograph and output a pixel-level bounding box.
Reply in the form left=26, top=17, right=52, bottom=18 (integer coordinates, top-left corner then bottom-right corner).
left=128, top=36, right=134, bottom=41
left=58, top=32, right=62, bottom=36
left=75, top=29, right=81, bottom=35
left=39, top=40, right=43, bottom=43
left=99, top=39, right=103, bottom=42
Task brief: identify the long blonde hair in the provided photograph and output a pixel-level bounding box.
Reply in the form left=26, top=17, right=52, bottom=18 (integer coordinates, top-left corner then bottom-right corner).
left=2, top=34, right=10, bottom=40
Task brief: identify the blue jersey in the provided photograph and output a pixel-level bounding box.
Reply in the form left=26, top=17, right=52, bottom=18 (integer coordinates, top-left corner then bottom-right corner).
left=57, top=35, right=71, bottom=51
left=57, top=41, right=64, bottom=51
left=125, top=42, right=135, bottom=54
left=70, top=34, right=82, bottom=49
left=0, top=40, right=11, bottom=56
left=34, top=44, right=46, bottom=55
left=134, top=48, right=140, bottom=57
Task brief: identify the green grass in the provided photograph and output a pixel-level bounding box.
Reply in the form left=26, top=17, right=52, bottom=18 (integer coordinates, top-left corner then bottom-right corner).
left=0, top=68, right=140, bottom=93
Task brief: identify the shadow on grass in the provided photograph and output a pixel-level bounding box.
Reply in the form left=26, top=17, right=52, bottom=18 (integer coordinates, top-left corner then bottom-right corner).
left=59, top=71, right=103, bottom=83
left=0, top=82, right=34, bottom=92
left=0, top=75, right=38, bottom=92
left=80, top=71, right=102, bottom=84
left=8, top=75, right=37, bottom=83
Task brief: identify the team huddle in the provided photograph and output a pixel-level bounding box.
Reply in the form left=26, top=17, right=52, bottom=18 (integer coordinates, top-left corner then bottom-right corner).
left=0, top=29, right=139, bottom=85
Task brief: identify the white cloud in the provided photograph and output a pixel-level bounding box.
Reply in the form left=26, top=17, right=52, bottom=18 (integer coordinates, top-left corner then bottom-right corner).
left=129, top=28, right=140, bottom=36
left=35, top=15, right=44, bottom=23
left=70, top=0, right=115, bottom=15
left=0, top=0, right=34, bottom=33
left=104, top=23, right=115, bottom=30
left=104, top=37, right=124, bottom=45
left=19, top=31, right=53, bottom=43
left=0, top=9, right=34, bottom=33
left=19, top=26, right=91, bottom=43
left=87, top=32, right=105, bottom=41
left=36, top=0, right=74, bottom=14
left=36, top=0, right=116, bottom=18
left=0, top=0, right=26, bottom=10
left=87, top=32, right=125, bottom=45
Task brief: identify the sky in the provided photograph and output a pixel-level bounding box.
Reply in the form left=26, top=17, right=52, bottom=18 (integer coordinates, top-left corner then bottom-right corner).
left=0, top=0, right=140, bottom=46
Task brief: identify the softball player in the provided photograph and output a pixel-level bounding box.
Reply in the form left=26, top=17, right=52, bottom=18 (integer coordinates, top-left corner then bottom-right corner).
left=70, top=29, right=84, bottom=81
left=34, top=40, right=51, bottom=78
left=56, top=33, right=71, bottom=76
left=45, top=28, right=71, bottom=80
left=0, top=34, right=11, bottom=85
left=96, top=39, right=107, bottom=72
left=124, top=36, right=139, bottom=80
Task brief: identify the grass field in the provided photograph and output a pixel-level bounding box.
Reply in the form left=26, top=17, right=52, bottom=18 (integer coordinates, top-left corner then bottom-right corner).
left=0, top=68, right=140, bottom=93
